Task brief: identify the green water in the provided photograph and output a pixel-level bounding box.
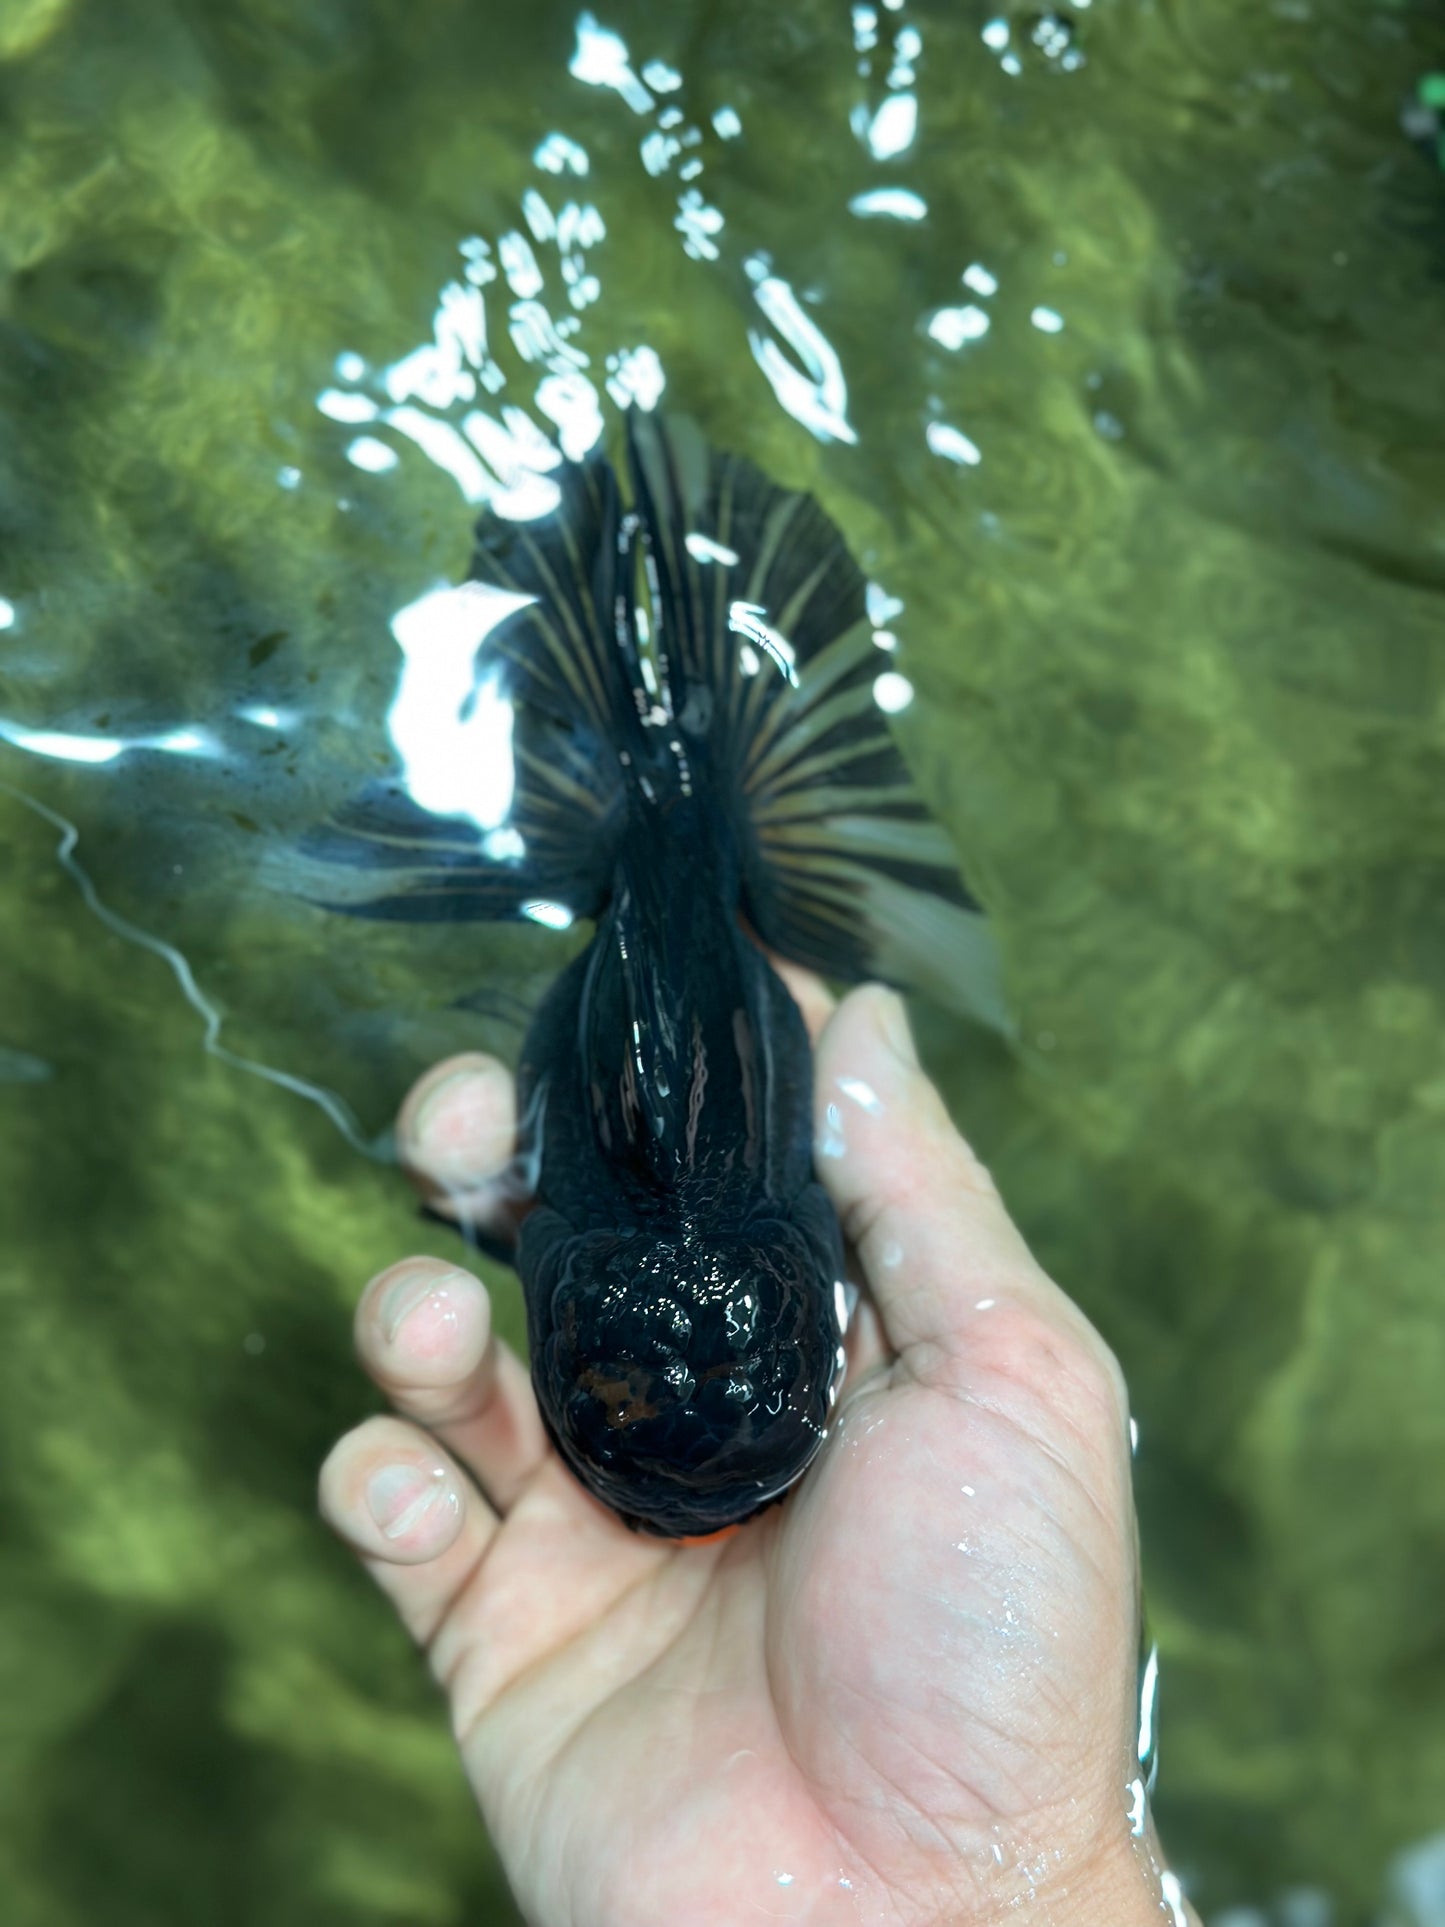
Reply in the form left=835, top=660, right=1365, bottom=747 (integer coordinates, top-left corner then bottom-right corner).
left=2, top=1, right=1444, bottom=1921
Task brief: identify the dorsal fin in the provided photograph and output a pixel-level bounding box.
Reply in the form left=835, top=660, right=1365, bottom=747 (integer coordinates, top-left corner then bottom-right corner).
left=627, top=412, right=1007, bottom=1031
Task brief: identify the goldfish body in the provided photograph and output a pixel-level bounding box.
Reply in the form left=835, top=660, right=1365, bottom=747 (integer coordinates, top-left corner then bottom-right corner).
left=308, top=414, right=1003, bottom=1535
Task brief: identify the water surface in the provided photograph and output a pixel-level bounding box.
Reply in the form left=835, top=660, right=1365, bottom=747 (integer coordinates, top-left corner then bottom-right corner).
left=3, top=2, right=1444, bottom=1921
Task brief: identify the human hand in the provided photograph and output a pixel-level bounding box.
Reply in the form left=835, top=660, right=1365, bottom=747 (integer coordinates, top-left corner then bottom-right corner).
left=320, top=979, right=1191, bottom=1926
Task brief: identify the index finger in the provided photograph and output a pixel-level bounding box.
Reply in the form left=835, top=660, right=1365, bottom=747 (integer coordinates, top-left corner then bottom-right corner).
left=767, top=955, right=836, bottom=1042
left=811, top=985, right=1129, bottom=1428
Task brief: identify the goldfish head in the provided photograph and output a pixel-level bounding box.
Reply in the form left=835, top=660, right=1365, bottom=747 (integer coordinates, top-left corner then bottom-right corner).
left=525, top=1216, right=845, bottom=1537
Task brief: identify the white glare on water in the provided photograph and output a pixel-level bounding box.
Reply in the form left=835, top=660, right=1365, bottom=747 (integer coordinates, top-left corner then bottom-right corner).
left=928, top=305, right=990, bottom=350
left=848, top=188, right=927, bottom=221
left=676, top=188, right=724, bottom=260
left=1138, top=1643, right=1160, bottom=1763
left=317, top=386, right=378, bottom=423
left=0, top=720, right=221, bottom=764
left=1127, top=1777, right=1148, bottom=1836
left=386, top=582, right=530, bottom=832
left=865, top=92, right=917, bottom=159
left=535, top=371, right=604, bottom=460
left=748, top=272, right=856, bottom=445
left=685, top=533, right=740, bottom=566
left=872, top=671, right=914, bottom=713
left=641, top=130, right=680, bottom=176
left=387, top=407, right=490, bottom=502
left=605, top=344, right=666, bottom=410
left=927, top=421, right=982, bottom=466
left=346, top=436, right=399, bottom=473
left=508, top=299, right=588, bottom=372
left=1159, top=1873, right=1190, bottom=1927
left=0, top=726, right=125, bottom=765
left=867, top=583, right=904, bottom=626
left=460, top=236, right=498, bottom=288
left=523, top=899, right=576, bottom=929
left=522, top=188, right=556, bottom=243
left=535, top=132, right=590, bottom=175
left=570, top=12, right=653, bottom=114
left=462, top=412, right=565, bottom=518
left=500, top=231, right=545, bottom=299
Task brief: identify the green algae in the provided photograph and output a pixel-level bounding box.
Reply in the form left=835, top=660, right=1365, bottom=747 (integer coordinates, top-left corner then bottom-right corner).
left=2, top=2, right=1444, bottom=1922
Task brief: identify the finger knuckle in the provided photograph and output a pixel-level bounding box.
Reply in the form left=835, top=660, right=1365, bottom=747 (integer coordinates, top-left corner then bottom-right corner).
left=965, top=1301, right=1127, bottom=1443
left=940, top=1129, right=1000, bottom=1203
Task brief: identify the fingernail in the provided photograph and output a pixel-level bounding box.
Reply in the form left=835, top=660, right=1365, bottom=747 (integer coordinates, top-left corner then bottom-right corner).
left=378, top=1268, right=466, bottom=1345
left=366, top=1461, right=456, bottom=1541
left=875, top=990, right=918, bottom=1069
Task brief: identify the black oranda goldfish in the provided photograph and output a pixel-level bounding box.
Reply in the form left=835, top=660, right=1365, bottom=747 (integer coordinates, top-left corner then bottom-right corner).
left=309, top=413, right=1003, bottom=1536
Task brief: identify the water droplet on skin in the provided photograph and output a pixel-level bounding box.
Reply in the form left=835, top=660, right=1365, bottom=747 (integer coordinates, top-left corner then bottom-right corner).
left=775, top=1870, right=794, bottom=1886
left=817, top=1101, right=847, bottom=1159
left=836, top=1074, right=883, bottom=1115
left=962, top=1483, right=975, bottom=1496
left=879, top=1238, right=903, bottom=1268
left=975, top=1297, right=995, bottom=1310
left=1160, top=1870, right=1191, bottom=1927
left=1127, top=1776, right=1147, bottom=1836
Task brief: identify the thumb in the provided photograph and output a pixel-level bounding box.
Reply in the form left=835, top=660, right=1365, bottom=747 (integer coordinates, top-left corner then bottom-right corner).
left=812, top=986, right=1123, bottom=1413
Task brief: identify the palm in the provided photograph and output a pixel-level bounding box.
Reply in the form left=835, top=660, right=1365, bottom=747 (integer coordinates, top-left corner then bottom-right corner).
left=323, top=987, right=1149, bottom=1925
left=442, top=1337, right=1136, bottom=1927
